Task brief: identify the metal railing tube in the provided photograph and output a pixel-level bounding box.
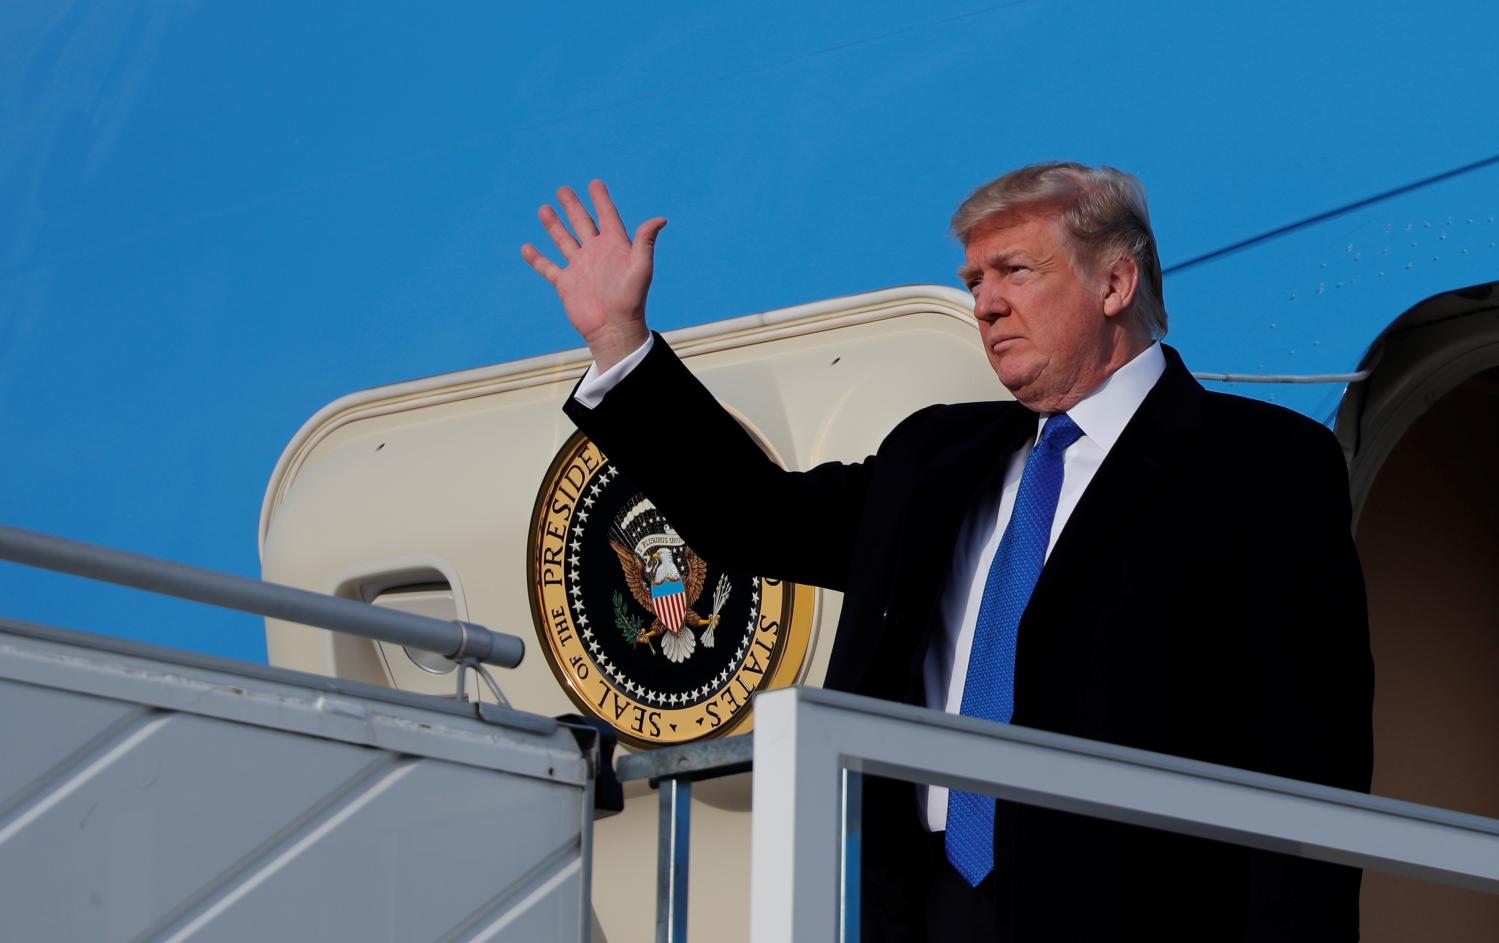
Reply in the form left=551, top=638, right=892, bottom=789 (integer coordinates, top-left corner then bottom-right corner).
left=656, top=778, right=691, bottom=943
left=0, top=524, right=523, bottom=668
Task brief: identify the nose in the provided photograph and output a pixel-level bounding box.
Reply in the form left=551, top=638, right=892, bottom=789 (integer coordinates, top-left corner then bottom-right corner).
left=973, top=280, right=1010, bottom=324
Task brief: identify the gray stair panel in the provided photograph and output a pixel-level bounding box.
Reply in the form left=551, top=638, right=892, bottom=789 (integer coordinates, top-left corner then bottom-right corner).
left=179, top=758, right=586, bottom=943
left=0, top=623, right=591, bottom=943
left=0, top=681, right=143, bottom=801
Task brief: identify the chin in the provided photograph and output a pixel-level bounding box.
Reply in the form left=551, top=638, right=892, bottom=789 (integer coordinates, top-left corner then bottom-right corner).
left=989, top=360, right=1038, bottom=397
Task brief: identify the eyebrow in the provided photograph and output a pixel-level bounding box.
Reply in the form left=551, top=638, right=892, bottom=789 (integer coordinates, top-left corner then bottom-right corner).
left=957, top=250, right=1031, bottom=284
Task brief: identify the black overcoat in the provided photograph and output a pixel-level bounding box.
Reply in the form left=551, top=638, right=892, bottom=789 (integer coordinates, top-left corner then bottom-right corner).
left=564, top=334, right=1373, bottom=941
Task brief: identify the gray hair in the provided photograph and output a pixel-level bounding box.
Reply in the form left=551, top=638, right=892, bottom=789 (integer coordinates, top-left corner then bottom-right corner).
left=951, top=162, right=1168, bottom=340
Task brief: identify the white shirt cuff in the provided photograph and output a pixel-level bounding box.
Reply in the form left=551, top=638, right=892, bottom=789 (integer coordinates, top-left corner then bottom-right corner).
left=572, top=334, right=655, bottom=409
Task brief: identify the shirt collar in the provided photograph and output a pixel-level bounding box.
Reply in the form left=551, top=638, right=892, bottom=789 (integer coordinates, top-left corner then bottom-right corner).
left=1037, top=342, right=1166, bottom=454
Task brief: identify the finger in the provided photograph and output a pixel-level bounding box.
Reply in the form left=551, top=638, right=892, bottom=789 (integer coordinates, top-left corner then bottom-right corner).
left=520, top=243, right=562, bottom=285
left=631, top=217, right=668, bottom=263
left=590, top=179, right=628, bottom=238
left=557, top=186, right=599, bottom=240
left=538, top=204, right=578, bottom=260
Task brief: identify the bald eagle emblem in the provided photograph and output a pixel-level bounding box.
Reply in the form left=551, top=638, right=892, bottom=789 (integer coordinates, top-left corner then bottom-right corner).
left=609, top=496, right=731, bottom=663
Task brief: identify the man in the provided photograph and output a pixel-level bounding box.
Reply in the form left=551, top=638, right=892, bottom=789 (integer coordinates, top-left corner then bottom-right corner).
left=522, top=164, right=1373, bottom=941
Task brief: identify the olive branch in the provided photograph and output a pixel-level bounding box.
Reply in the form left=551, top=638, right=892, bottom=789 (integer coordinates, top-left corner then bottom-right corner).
left=613, top=591, right=645, bottom=644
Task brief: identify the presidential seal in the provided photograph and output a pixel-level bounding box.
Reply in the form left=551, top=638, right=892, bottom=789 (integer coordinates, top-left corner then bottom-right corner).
left=529, top=430, right=813, bottom=747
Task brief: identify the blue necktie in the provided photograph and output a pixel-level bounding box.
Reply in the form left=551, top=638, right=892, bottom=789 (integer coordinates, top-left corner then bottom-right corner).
left=946, top=412, right=1084, bottom=887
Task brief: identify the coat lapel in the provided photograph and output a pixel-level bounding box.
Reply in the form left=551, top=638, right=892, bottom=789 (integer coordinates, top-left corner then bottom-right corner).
left=881, top=401, right=1036, bottom=696
left=905, top=403, right=1035, bottom=568
left=1026, top=345, right=1204, bottom=619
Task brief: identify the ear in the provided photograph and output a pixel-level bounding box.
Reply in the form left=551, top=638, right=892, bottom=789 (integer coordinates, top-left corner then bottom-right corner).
left=1101, top=254, right=1140, bottom=319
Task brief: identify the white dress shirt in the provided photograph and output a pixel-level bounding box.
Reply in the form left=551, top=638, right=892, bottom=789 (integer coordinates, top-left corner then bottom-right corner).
left=573, top=334, right=1167, bottom=832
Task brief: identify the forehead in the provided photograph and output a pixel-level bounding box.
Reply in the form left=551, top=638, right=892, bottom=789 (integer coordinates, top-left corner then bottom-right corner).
left=963, top=212, right=1065, bottom=262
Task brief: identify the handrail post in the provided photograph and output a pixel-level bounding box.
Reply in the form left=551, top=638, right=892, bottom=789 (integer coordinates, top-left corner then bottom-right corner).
left=751, top=693, right=842, bottom=943
left=657, top=776, right=692, bottom=943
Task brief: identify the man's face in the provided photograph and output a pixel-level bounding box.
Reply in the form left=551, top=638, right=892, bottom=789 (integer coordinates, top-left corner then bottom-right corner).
left=960, top=212, right=1114, bottom=412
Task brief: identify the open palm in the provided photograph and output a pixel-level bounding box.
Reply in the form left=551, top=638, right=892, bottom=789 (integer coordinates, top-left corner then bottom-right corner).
left=521, top=180, right=667, bottom=371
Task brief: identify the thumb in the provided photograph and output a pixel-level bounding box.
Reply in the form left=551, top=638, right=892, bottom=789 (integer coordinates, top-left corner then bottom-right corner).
left=632, top=217, right=668, bottom=259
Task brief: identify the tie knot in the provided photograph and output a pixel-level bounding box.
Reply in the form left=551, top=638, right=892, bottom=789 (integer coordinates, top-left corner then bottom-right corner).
left=1038, top=413, right=1083, bottom=451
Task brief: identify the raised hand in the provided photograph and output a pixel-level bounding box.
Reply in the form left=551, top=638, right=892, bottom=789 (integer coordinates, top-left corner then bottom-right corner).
left=521, top=180, right=668, bottom=371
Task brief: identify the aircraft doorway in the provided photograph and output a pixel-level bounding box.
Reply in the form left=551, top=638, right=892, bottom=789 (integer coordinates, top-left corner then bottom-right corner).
left=1354, top=364, right=1499, bottom=940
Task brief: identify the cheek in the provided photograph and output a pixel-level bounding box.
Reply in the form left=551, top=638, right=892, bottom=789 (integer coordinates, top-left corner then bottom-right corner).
left=1035, top=295, right=1091, bottom=356
left=1018, top=313, right=1054, bottom=354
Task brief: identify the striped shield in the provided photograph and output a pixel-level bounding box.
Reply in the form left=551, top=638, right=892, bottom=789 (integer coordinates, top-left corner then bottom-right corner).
left=651, top=578, right=687, bottom=632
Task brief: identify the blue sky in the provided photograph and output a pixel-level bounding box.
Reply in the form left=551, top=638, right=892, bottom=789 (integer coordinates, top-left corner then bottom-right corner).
left=3, top=0, right=1498, bottom=663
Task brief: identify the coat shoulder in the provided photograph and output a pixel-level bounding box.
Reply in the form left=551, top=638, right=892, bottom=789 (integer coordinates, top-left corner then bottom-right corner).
left=1199, top=388, right=1339, bottom=453
left=879, top=399, right=1017, bottom=450
left=1193, top=389, right=1350, bottom=508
